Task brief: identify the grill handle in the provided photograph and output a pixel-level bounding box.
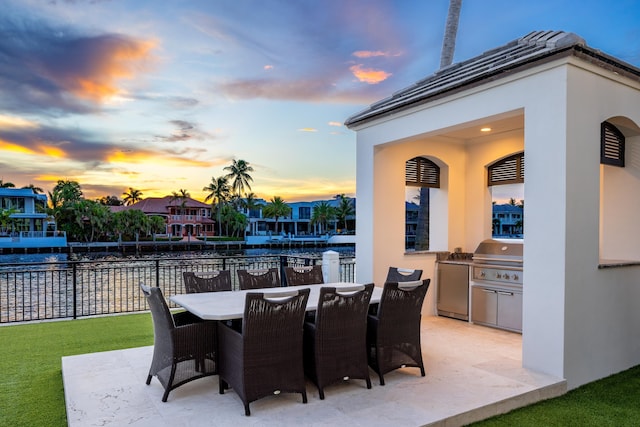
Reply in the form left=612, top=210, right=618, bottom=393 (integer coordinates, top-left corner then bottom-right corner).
left=472, top=256, right=522, bottom=264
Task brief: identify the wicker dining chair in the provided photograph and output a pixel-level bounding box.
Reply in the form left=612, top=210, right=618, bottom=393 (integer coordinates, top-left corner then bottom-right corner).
left=140, top=284, right=217, bottom=402
left=218, top=288, right=311, bottom=416
left=385, top=266, right=423, bottom=282
left=367, top=279, right=430, bottom=385
left=237, top=268, right=280, bottom=290
left=303, top=283, right=374, bottom=399
left=183, top=270, right=232, bottom=293
left=283, top=265, right=323, bottom=286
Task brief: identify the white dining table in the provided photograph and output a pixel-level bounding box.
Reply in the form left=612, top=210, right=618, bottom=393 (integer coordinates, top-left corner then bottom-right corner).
left=170, top=282, right=382, bottom=321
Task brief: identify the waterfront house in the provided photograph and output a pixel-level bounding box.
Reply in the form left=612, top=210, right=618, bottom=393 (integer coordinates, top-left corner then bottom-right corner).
left=492, top=204, right=524, bottom=237
left=0, top=187, right=66, bottom=248
left=112, top=196, right=215, bottom=237
left=346, top=30, right=640, bottom=390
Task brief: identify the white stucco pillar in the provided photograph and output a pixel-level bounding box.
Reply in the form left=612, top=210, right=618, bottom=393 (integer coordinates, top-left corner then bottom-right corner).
left=355, top=133, right=375, bottom=284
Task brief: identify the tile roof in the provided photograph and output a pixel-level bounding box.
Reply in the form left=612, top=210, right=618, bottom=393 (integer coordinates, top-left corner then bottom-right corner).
left=345, top=30, right=640, bottom=127
left=112, top=196, right=211, bottom=214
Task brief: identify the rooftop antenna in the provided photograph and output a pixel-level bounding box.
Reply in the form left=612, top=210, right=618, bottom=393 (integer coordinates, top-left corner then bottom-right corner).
left=439, top=0, right=462, bottom=69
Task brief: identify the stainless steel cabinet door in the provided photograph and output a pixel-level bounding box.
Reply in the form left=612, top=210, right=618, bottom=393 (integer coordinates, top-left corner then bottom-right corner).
left=471, top=286, right=497, bottom=326
left=497, top=290, right=523, bottom=332
left=436, top=263, right=469, bottom=319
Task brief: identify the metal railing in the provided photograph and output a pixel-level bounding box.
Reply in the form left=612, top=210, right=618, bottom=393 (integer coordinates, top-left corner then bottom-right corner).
left=0, top=254, right=356, bottom=323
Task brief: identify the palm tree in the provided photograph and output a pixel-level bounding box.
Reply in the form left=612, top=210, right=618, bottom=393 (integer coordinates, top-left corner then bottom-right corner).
left=243, top=192, right=262, bottom=215
left=170, top=189, right=190, bottom=211
left=224, top=159, right=254, bottom=197
left=21, top=184, right=43, bottom=193
left=122, top=187, right=143, bottom=206
left=0, top=208, right=18, bottom=232
left=311, top=201, right=336, bottom=234
left=414, top=187, right=430, bottom=250
left=262, top=196, right=291, bottom=234
left=148, top=215, right=166, bottom=241
left=440, top=0, right=462, bottom=69
left=0, top=179, right=15, bottom=188
left=54, top=180, right=83, bottom=203
left=97, top=195, right=123, bottom=206
left=334, top=194, right=355, bottom=232
left=203, top=176, right=231, bottom=235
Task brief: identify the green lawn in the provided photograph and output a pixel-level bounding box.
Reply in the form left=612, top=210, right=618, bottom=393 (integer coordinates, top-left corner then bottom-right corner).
left=0, top=314, right=153, bottom=427
left=471, top=363, right=640, bottom=426
left=2, top=315, right=640, bottom=426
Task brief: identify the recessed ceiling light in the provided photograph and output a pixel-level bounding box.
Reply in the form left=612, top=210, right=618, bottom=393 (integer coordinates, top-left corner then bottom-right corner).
left=480, top=127, right=492, bottom=132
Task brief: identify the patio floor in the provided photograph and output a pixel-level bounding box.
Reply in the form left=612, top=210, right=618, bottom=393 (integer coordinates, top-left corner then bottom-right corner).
left=62, top=315, right=566, bottom=427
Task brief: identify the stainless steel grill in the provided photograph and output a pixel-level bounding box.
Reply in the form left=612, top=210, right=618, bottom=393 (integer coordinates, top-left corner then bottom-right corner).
left=472, top=239, right=523, bottom=285
left=470, top=239, right=523, bottom=333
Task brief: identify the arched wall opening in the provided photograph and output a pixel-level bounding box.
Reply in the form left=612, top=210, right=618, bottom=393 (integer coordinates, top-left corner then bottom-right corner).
left=599, top=116, right=640, bottom=260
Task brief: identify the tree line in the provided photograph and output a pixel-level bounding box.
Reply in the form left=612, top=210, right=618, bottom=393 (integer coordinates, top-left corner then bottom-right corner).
left=0, top=160, right=355, bottom=242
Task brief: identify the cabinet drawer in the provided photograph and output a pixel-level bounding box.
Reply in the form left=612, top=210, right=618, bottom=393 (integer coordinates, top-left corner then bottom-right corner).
left=497, top=290, right=522, bottom=332
left=471, top=286, right=497, bottom=326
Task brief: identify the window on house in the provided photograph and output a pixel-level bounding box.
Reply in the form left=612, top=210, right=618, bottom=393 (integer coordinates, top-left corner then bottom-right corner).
left=299, top=207, right=311, bottom=220
left=405, top=157, right=440, bottom=250
left=489, top=152, right=524, bottom=239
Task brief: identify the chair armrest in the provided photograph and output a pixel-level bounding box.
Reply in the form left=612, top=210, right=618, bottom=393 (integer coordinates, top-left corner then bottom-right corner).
left=173, top=310, right=203, bottom=326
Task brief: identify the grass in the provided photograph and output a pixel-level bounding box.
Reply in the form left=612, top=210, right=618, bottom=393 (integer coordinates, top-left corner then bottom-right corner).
left=0, top=314, right=152, bottom=427
left=2, top=315, right=640, bottom=426
left=471, top=364, right=640, bottom=426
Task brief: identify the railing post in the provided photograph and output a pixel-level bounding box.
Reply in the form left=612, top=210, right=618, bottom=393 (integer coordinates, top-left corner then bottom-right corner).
left=279, top=255, right=288, bottom=287
left=322, top=250, right=340, bottom=283
left=72, top=263, right=77, bottom=320
left=155, top=259, right=160, bottom=289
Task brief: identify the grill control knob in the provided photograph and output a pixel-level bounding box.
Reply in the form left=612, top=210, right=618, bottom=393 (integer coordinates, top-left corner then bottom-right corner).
left=503, top=274, right=511, bottom=280
left=479, top=271, right=486, bottom=278
left=513, top=274, right=519, bottom=281
left=496, top=273, right=502, bottom=279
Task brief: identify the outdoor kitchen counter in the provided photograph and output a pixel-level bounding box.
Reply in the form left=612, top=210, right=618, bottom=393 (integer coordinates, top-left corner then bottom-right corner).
left=437, top=259, right=474, bottom=266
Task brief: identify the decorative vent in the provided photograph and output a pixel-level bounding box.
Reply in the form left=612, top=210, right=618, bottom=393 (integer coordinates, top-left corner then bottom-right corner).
left=406, top=157, right=440, bottom=188
left=601, top=122, right=625, bottom=167
left=488, top=152, right=524, bottom=186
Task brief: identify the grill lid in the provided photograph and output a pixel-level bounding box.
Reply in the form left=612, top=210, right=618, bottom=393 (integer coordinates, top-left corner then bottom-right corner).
left=472, top=239, right=523, bottom=265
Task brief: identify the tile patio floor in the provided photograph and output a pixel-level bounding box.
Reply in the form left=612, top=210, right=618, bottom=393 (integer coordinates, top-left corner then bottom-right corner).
left=62, top=315, right=566, bottom=427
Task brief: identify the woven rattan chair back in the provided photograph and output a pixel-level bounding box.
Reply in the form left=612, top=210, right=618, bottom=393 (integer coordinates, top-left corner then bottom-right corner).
left=183, top=270, right=232, bottom=293
left=140, top=284, right=217, bottom=402
left=218, top=288, right=310, bottom=416
left=367, top=279, right=430, bottom=385
left=237, top=268, right=280, bottom=290
left=303, top=283, right=374, bottom=399
left=385, top=266, right=423, bottom=283
left=284, top=265, right=323, bottom=286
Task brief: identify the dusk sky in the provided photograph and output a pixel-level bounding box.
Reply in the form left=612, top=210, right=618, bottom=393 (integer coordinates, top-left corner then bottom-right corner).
left=1, top=0, right=639, bottom=202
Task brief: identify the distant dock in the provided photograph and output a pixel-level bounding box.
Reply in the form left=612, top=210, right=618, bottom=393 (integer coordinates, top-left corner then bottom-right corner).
left=0, top=238, right=355, bottom=255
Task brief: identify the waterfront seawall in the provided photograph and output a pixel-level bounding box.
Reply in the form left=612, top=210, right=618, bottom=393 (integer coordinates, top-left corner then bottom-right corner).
left=0, top=239, right=355, bottom=255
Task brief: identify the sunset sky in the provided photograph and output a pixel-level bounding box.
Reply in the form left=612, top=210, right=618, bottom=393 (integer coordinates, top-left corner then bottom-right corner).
left=1, top=0, right=639, bottom=202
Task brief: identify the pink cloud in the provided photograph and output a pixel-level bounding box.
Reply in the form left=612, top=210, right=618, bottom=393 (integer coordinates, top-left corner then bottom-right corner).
left=349, top=64, right=392, bottom=84
left=352, top=50, right=401, bottom=58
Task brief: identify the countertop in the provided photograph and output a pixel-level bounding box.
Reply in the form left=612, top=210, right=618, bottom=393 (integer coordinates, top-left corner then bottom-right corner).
left=437, top=259, right=474, bottom=266
left=598, top=259, right=640, bottom=269
left=437, top=252, right=474, bottom=265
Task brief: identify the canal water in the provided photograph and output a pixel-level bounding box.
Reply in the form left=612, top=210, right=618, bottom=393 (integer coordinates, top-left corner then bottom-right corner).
left=0, top=245, right=355, bottom=265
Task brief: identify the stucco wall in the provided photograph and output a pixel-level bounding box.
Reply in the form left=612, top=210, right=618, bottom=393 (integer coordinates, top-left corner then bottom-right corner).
left=562, top=62, right=640, bottom=388
left=353, top=54, right=640, bottom=389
